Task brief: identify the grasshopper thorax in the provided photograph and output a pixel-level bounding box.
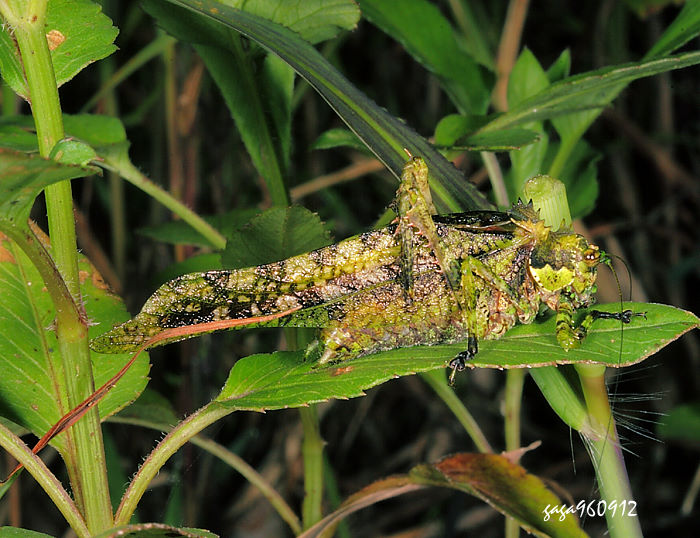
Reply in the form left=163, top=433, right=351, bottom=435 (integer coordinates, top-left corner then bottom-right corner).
left=525, top=224, right=601, bottom=308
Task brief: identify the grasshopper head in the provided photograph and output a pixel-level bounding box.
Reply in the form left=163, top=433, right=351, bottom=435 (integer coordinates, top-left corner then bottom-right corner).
left=528, top=232, right=602, bottom=306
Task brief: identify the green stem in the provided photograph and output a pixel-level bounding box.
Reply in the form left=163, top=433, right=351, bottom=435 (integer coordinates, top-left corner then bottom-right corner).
left=115, top=402, right=233, bottom=525
left=9, top=3, right=113, bottom=530
left=576, top=366, right=642, bottom=537
left=0, top=422, right=90, bottom=537
left=299, top=405, right=324, bottom=529
left=504, top=368, right=525, bottom=452
left=421, top=370, right=492, bottom=453
left=108, top=415, right=302, bottom=535
left=100, top=156, right=227, bottom=250
left=525, top=175, right=640, bottom=538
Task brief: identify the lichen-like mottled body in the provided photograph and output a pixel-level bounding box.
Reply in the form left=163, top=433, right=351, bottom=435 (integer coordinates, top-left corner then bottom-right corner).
left=91, top=157, right=606, bottom=370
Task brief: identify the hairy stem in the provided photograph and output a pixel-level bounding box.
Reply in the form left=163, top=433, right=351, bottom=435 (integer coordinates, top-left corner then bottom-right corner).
left=8, top=2, right=113, bottom=530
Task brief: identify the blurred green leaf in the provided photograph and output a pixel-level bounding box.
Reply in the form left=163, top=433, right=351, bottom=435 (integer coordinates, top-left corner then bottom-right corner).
left=0, top=0, right=117, bottom=100
left=433, top=116, right=540, bottom=151
left=222, top=206, right=332, bottom=268
left=359, top=0, right=491, bottom=114
left=644, top=0, right=700, bottom=58
left=507, top=49, right=550, bottom=199
left=0, top=528, right=55, bottom=538
left=658, top=403, right=700, bottom=443
left=548, top=139, right=600, bottom=218
left=195, top=41, right=292, bottom=205
left=546, top=49, right=572, bottom=83
left=138, top=208, right=260, bottom=248
left=481, top=51, right=700, bottom=134
left=311, top=128, right=371, bottom=154
left=0, top=147, right=94, bottom=225
left=92, top=524, right=217, bottom=538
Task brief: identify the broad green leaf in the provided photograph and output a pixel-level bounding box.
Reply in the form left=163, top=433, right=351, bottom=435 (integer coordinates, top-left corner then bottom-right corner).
left=0, top=0, right=117, bottom=100
left=92, top=524, right=217, bottom=538
left=0, top=233, right=149, bottom=447
left=359, top=0, right=491, bottom=114
left=657, top=403, right=700, bottom=443
left=222, top=206, right=332, bottom=268
left=212, top=303, right=697, bottom=409
left=153, top=0, right=492, bottom=213
left=507, top=48, right=550, bottom=109
left=138, top=208, right=260, bottom=248
left=644, top=0, right=700, bottom=59
left=0, top=147, right=95, bottom=225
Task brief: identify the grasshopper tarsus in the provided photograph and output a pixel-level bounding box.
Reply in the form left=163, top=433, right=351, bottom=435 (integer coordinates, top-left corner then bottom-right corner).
left=448, top=336, right=478, bottom=385
left=591, top=309, right=647, bottom=324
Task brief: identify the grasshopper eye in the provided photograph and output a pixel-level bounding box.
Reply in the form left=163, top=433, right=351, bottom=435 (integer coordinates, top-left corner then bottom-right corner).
left=583, top=244, right=600, bottom=266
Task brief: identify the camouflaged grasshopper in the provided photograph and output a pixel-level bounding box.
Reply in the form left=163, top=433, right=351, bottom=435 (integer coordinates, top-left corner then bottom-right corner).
left=91, top=156, right=638, bottom=382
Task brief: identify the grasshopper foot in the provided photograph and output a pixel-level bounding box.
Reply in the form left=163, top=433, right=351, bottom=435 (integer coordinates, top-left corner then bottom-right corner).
left=448, top=336, right=477, bottom=385
left=591, top=309, right=647, bottom=324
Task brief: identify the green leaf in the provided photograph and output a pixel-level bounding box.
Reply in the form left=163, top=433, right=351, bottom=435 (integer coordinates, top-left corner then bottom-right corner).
left=481, top=51, right=700, bottom=134
left=507, top=49, right=550, bottom=199
left=92, top=524, right=218, bottom=538
left=209, top=303, right=697, bottom=410
left=658, top=403, right=700, bottom=443
left=152, top=0, right=492, bottom=212
left=222, top=206, right=332, bottom=268
left=222, top=0, right=360, bottom=44
left=412, top=453, right=587, bottom=538
left=548, top=139, right=600, bottom=218
left=0, top=147, right=95, bottom=225
left=311, top=127, right=370, bottom=153
left=507, top=48, right=550, bottom=109
left=194, top=41, right=292, bottom=206
left=48, top=138, right=97, bottom=166
left=138, top=208, right=260, bottom=248
left=0, top=528, right=55, bottom=538
left=153, top=253, right=224, bottom=285
left=301, top=452, right=587, bottom=538
left=546, top=49, right=571, bottom=83
left=434, top=114, right=539, bottom=150
left=644, top=0, right=700, bottom=59
left=0, top=0, right=117, bottom=100
left=0, top=114, right=127, bottom=153
left=359, top=0, right=491, bottom=114
left=0, top=233, right=149, bottom=446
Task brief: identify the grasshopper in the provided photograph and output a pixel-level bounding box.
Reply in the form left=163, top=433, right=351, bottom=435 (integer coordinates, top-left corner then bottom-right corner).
left=91, top=156, right=639, bottom=382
